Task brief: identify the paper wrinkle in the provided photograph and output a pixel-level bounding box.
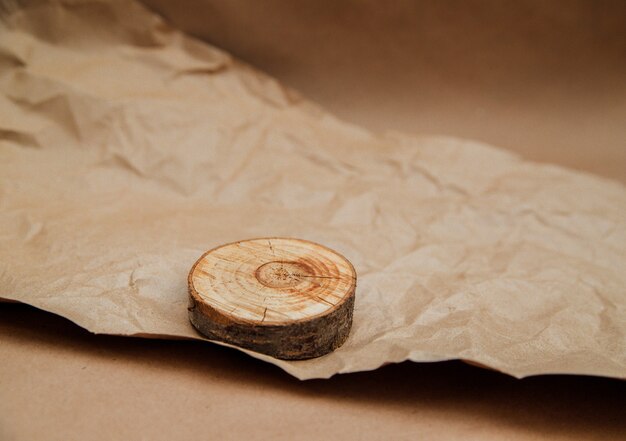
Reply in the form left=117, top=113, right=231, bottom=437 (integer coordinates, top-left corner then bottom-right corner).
left=1, top=0, right=625, bottom=380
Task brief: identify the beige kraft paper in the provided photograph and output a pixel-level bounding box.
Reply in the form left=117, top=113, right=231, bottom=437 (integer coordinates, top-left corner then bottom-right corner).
left=0, top=0, right=624, bottom=380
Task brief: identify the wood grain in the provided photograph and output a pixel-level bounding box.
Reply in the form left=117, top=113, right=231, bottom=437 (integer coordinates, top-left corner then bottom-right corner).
left=188, top=238, right=356, bottom=359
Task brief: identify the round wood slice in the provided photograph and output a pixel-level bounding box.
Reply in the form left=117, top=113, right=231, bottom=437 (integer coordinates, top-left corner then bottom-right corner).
left=188, top=238, right=357, bottom=360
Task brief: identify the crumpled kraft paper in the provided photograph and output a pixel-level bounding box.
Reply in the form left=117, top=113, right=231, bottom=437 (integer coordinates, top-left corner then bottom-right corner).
left=0, top=0, right=624, bottom=380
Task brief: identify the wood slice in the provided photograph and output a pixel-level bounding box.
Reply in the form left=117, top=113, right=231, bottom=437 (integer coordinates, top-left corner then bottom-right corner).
left=188, top=238, right=357, bottom=360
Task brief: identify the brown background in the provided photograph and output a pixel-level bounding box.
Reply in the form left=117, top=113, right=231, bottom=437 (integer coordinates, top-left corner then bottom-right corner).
left=1, top=1, right=625, bottom=439
left=144, top=0, right=626, bottom=183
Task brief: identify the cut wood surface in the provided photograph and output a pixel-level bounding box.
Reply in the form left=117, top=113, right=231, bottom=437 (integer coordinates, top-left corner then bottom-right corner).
left=188, top=238, right=357, bottom=360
